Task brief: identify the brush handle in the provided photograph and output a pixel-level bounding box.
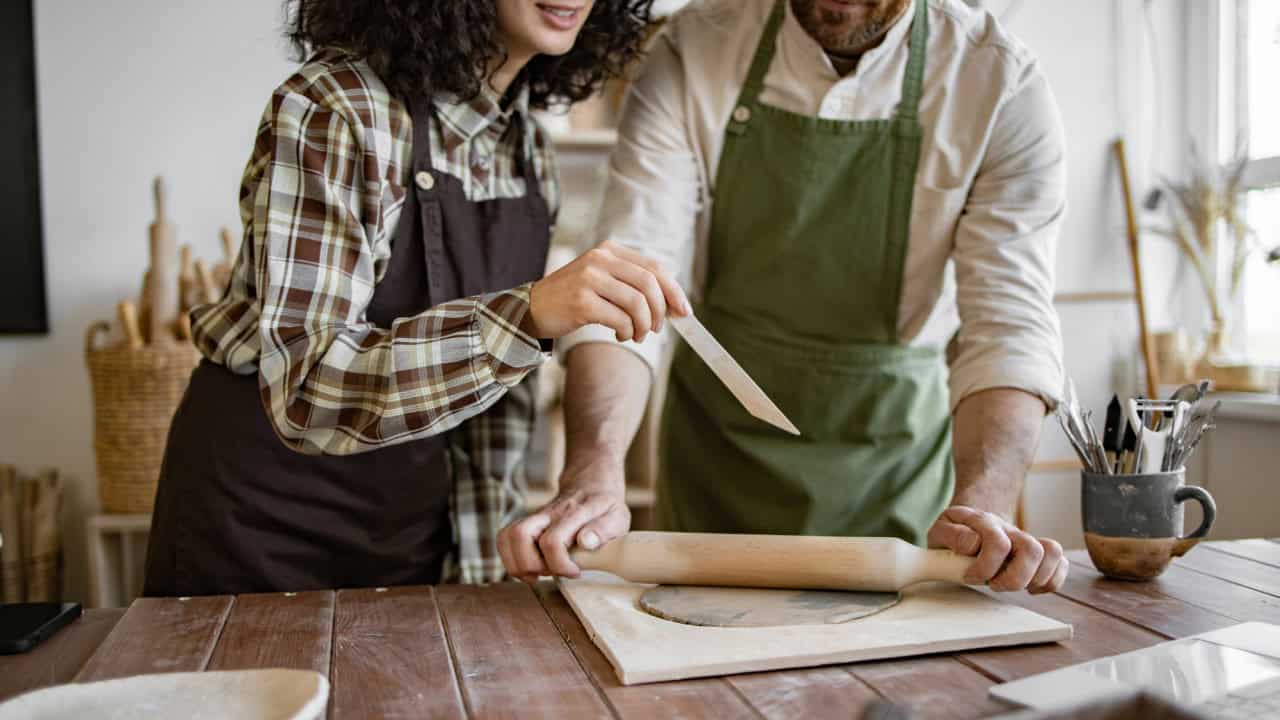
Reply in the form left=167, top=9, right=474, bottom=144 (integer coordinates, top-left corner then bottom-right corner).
left=570, top=531, right=972, bottom=593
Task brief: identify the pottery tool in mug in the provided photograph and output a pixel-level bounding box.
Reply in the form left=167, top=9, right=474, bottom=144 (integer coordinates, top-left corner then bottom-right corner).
left=1055, top=379, right=1105, bottom=473
left=1128, top=397, right=1180, bottom=473
left=1103, top=396, right=1124, bottom=472
left=668, top=313, right=800, bottom=436
left=1119, top=419, right=1138, bottom=473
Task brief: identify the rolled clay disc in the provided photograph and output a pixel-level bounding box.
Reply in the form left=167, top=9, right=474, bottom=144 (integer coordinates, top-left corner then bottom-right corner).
left=638, top=585, right=902, bottom=628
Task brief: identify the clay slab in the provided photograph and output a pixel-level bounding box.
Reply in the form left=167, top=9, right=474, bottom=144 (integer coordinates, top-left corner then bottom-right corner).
left=560, top=572, right=1073, bottom=685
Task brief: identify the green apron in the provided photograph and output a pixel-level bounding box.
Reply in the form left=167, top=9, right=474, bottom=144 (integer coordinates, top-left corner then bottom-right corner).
left=657, top=0, right=953, bottom=545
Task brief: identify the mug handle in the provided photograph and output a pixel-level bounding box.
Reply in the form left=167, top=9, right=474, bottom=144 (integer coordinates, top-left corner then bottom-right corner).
left=1172, top=486, right=1217, bottom=557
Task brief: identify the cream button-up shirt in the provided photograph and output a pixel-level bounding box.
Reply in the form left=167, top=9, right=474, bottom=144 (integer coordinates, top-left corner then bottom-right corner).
left=561, top=0, right=1066, bottom=409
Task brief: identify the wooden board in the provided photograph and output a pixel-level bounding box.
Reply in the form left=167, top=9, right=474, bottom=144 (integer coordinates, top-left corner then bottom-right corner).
left=75, top=596, right=233, bottom=681
left=329, top=587, right=465, bottom=720
left=560, top=572, right=1072, bottom=685
left=436, top=583, right=611, bottom=718
left=206, top=591, right=333, bottom=673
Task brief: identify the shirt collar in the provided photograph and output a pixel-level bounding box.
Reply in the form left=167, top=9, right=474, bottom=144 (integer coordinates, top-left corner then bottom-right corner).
left=780, top=0, right=917, bottom=82
left=434, top=81, right=530, bottom=141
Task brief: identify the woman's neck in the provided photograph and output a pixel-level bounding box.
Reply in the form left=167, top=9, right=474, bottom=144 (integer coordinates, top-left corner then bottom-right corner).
left=488, top=49, right=535, bottom=97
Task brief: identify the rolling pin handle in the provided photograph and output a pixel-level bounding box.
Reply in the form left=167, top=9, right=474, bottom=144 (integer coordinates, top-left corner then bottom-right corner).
left=921, top=548, right=973, bottom=586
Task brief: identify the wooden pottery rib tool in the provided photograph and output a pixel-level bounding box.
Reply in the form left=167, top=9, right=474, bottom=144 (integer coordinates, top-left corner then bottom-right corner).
left=668, top=313, right=800, bottom=436
left=570, top=531, right=972, bottom=593
left=148, top=177, right=179, bottom=346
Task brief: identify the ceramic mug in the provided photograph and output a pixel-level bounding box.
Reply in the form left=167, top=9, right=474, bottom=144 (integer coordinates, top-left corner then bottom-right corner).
left=1081, top=469, right=1216, bottom=580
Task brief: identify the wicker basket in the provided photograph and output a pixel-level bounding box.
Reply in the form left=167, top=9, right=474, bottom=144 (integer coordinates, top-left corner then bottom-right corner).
left=85, top=322, right=200, bottom=513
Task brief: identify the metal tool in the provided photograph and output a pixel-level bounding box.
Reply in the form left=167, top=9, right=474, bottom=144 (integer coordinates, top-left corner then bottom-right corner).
left=669, top=313, right=800, bottom=436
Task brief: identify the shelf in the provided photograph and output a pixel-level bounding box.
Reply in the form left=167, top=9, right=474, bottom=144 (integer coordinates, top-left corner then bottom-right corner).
left=1212, top=391, right=1280, bottom=424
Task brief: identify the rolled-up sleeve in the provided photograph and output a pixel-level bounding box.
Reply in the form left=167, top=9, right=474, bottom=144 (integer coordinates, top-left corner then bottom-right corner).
left=947, top=62, right=1066, bottom=411
left=557, top=27, right=702, bottom=373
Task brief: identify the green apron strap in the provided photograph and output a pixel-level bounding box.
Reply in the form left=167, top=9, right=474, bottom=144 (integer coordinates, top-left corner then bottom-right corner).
left=897, top=0, right=929, bottom=122
left=726, top=0, right=786, bottom=135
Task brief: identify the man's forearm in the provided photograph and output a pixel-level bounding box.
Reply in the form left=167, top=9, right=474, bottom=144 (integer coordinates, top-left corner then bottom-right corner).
left=560, top=343, right=654, bottom=489
left=950, top=388, right=1047, bottom=520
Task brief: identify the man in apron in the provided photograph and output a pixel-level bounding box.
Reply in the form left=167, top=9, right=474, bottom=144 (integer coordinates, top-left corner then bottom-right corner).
left=500, top=0, right=1069, bottom=594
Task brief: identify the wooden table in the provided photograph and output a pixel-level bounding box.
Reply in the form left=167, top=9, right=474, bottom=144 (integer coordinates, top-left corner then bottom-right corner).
left=3, top=539, right=1278, bottom=718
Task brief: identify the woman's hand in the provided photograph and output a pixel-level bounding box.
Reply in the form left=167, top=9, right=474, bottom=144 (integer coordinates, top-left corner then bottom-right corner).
left=527, top=241, right=690, bottom=343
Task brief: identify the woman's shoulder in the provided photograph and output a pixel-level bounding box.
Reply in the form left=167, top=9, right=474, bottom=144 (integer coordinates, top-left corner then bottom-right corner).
left=269, top=48, right=410, bottom=136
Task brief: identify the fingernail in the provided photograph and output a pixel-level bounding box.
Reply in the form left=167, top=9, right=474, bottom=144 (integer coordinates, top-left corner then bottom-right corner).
left=581, top=531, right=600, bottom=549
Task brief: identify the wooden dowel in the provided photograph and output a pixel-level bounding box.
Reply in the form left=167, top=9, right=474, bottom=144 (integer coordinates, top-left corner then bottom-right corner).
left=1113, top=139, right=1159, bottom=399
left=194, top=260, right=218, bottom=304
left=117, top=301, right=143, bottom=350
left=220, top=227, right=236, bottom=263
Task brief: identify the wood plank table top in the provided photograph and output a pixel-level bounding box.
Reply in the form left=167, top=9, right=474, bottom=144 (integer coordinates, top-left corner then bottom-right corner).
left=2, top=538, right=1277, bottom=718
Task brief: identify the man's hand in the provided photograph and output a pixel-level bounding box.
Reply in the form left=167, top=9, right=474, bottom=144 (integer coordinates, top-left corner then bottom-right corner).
left=497, top=458, right=632, bottom=582
left=928, top=505, right=1068, bottom=594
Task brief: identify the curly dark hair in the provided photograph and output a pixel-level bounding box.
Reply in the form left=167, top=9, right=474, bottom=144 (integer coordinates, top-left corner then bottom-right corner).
left=284, top=0, right=653, bottom=108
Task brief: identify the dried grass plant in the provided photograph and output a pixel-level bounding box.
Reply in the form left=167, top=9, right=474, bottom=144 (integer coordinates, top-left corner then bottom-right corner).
left=1149, top=144, right=1259, bottom=355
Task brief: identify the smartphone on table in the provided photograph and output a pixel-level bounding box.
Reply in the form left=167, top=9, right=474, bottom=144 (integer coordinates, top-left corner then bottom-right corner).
left=0, top=602, right=83, bottom=654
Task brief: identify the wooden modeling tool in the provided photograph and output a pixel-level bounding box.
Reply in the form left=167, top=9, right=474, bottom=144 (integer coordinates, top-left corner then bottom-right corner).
left=570, top=531, right=972, bottom=593
left=149, top=177, right=179, bottom=346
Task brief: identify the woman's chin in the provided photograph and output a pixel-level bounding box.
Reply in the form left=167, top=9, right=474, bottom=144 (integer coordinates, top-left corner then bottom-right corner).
left=532, top=36, right=580, bottom=57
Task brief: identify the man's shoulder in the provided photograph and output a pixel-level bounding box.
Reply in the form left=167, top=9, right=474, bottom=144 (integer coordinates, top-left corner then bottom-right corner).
left=928, top=0, right=1041, bottom=88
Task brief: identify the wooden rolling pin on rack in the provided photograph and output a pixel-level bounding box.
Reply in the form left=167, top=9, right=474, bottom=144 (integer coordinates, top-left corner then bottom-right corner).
left=110, top=175, right=238, bottom=351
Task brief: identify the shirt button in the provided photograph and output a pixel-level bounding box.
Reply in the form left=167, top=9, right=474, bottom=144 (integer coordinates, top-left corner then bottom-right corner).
left=732, top=106, right=751, bottom=123
left=415, top=171, right=434, bottom=191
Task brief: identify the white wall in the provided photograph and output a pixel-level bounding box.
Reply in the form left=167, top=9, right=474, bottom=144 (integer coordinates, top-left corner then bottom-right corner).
left=0, top=0, right=1196, bottom=601
left=0, top=0, right=293, bottom=601
left=1002, top=0, right=1191, bottom=546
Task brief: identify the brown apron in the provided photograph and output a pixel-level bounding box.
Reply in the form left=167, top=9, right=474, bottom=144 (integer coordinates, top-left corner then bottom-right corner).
left=143, top=95, right=550, bottom=596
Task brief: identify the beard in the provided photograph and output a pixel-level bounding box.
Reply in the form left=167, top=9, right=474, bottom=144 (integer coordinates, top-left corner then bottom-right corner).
left=790, top=0, right=912, bottom=57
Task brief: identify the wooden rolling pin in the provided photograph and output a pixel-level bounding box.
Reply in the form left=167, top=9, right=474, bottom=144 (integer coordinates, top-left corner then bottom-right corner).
left=149, top=177, right=179, bottom=346
left=570, top=531, right=973, bottom=593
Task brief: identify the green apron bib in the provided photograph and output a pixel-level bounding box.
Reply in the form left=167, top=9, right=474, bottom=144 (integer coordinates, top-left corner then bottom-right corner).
left=657, top=0, right=953, bottom=545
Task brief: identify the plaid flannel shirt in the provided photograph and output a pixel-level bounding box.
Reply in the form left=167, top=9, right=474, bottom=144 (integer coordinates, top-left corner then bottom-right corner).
left=191, top=50, right=558, bottom=583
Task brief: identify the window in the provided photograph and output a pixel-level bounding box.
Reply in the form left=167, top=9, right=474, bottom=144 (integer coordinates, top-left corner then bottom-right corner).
left=1202, top=0, right=1280, bottom=363
left=1239, top=0, right=1280, bottom=362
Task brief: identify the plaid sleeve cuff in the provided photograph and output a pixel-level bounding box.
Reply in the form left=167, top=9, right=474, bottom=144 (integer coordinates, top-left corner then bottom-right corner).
left=474, top=283, right=549, bottom=386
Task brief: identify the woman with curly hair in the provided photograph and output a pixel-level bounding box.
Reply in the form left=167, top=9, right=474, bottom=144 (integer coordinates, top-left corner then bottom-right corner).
left=143, top=0, right=687, bottom=596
